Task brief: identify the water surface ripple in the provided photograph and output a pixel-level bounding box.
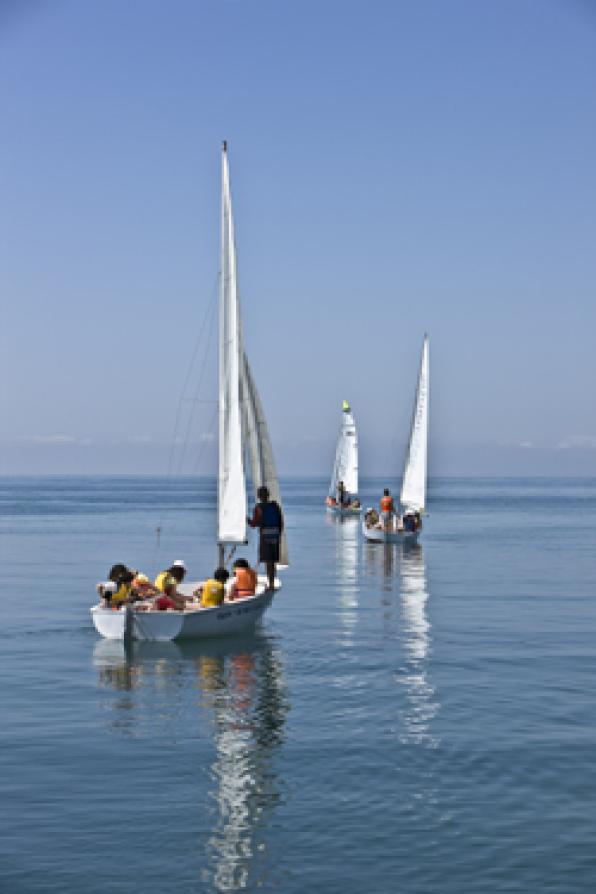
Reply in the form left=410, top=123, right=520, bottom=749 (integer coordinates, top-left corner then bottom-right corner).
left=1, top=476, right=596, bottom=892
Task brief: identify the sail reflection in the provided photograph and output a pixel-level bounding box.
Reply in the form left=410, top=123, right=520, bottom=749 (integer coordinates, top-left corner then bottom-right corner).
left=205, top=642, right=287, bottom=891
left=93, top=633, right=288, bottom=890
left=397, top=543, right=440, bottom=748
left=327, top=514, right=359, bottom=644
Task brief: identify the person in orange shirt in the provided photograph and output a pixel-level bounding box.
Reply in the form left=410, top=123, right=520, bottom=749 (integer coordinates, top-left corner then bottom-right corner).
left=229, top=558, right=258, bottom=601
left=380, top=488, right=395, bottom=531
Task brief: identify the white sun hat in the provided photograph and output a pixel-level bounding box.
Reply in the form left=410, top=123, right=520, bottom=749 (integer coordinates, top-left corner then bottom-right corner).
left=172, top=559, right=187, bottom=571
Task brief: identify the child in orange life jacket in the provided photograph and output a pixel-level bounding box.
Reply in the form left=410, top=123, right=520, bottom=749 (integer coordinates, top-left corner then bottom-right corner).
left=229, top=558, right=257, bottom=601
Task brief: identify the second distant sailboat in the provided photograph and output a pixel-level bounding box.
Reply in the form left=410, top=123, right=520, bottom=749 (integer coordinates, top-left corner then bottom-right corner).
left=326, top=400, right=361, bottom=516
left=363, top=335, right=429, bottom=542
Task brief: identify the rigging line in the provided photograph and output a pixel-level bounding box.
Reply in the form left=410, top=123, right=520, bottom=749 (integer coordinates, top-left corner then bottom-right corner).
left=173, top=292, right=218, bottom=477
left=166, top=281, right=218, bottom=481
left=152, top=277, right=219, bottom=570
left=190, top=403, right=218, bottom=477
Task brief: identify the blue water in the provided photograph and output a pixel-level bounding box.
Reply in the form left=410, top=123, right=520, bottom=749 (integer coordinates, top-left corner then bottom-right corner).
left=1, top=476, right=596, bottom=893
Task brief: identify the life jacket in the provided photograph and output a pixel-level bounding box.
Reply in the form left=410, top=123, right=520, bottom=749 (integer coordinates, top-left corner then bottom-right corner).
left=155, top=571, right=176, bottom=592
left=260, top=500, right=282, bottom=529
left=380, top=495, right=394, bottom=513
left=201, top=578, right=225, bottom=608
left=112, top=582, right=131, bottom=606
left=233, top=567, right=257, bottom=599
left=259, top=501, right=282, bottom=545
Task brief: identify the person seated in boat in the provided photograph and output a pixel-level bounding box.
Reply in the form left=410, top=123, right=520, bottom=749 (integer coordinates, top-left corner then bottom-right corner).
left=155, top=559, right=187, bottom=592
left=108, top=563, right=130, bottom=583
left=97, top=580, right=118, bottom=607
left=153, top=573, right=188, bottom=611
left=380, top=489, right=395, bottom=531
left=228, top=558, right=257, bottom=601
left=364, top=507, right=379, bottom=527
left=404, top=509, right=420, bottom=534
left=248, top=486, right=284, bottom=589
left=403, top=510, right=421, bottom=532
left=106, top=566, right=136, bottom=607
left=131, top=573, right=159, bottom=602
left=199, top=567, right=230, bottom=608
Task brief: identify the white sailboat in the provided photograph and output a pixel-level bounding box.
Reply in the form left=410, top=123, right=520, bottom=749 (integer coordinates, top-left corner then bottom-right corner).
left=363, top=335, right=429, bottom=543
left=326, top=400, right=361, bottom=516
left=91, top=143, right=287, bottom=641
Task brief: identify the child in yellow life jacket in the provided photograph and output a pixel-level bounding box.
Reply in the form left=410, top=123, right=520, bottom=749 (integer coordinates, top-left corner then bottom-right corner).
left=229, top=558, right=257, bottom=601
left=107, top=566, right=136, bottom=608
left=155, top=560, right=187, bottom=592
left=200, top=567, right=230, bottom=608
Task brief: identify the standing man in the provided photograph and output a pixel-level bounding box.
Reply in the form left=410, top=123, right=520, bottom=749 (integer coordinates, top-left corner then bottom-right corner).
left=337, top=479, right=346, bottom=506
left=248, top=486, right=284, bottom=589
left=380, top=488, right=395, bottom=531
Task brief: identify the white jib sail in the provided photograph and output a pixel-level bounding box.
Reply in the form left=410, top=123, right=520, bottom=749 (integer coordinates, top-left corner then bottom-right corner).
left=329, top=401, right=359, bottom=498
left=218, top=143, right=247, bottom=545
left=400, top=335, right=429, bottom=513
left=241, top=353, right=289, bottom=566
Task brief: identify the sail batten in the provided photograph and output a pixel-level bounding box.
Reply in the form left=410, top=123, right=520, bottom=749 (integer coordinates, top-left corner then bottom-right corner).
left=329, top=402, right=359, bottom=498
left=218, top=145, right=247, bottom=545
left=400, top=336, right=429, bottom=513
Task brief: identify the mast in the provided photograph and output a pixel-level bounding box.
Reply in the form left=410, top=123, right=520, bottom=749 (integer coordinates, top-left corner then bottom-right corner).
left=217, top=141, right=247, bottom=561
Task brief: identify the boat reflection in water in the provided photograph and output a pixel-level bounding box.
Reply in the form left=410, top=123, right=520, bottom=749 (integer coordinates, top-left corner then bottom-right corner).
left=362, top=541, right=439, bottom=747
left=364, top=540, right=396, bottom=591
left=327, top=512, right=359, bottom=646
left=93, top=632, right=288, bottom=890
left=396, top=543, right=440, bottom=749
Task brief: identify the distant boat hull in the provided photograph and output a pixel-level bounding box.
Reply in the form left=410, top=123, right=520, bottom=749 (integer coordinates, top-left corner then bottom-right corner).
left=326, top=499, right=362, bottom=517
left=91, top=579, right=277, bottom=642
left=362, top=521, right=420, bottom=544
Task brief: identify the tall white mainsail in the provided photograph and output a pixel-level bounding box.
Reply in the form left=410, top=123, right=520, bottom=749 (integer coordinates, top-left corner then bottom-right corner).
left=218, top=142, right=247, bottom=546
left=241, top=353, right=289, bottom=566
left=400, top=335, right=429, bottom=513
left=329, top=401, right=359, bottom=498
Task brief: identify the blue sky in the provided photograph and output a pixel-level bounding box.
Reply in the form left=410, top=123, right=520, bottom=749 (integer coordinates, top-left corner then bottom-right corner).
left=1, top=0, right=595, bottom=475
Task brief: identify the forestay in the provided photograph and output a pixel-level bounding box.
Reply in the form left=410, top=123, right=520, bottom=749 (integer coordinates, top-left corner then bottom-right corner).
left=218, top=145, right=247, bottom=545
left=241, top=353, right=289, bottom=566
left=329, top=401, right=359, bottom=497
left=400, top=336, right=429, bottom=513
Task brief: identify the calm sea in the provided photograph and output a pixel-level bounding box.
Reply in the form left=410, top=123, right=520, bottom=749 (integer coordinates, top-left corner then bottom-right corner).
left=1, top=476, right=596, bottom=893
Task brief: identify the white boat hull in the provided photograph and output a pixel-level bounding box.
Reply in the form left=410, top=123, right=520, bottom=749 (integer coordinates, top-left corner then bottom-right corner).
left=362, top=521, right=420, bottom=543
left=91, top=579, right=277, bottom=642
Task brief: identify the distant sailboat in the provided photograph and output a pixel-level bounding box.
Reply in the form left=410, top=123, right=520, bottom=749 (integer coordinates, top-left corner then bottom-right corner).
left=91, top=143, right=287, bottom=641
left=326, top=400, right=361, bottom=516
left=363, top=336, right=429, bottom=543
